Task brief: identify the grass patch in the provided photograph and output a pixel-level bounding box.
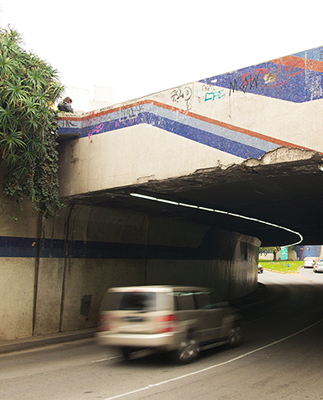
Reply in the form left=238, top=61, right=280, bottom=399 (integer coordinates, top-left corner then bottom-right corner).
left=259, top=260, right=304, bottom=274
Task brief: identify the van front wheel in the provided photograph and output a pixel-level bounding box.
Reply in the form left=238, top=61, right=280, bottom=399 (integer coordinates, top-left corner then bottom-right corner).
left=120, top=347, right=132, bottom=360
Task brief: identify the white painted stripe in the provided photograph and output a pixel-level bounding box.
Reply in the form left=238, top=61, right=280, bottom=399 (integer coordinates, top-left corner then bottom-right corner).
left=130, top=193, right=303, bottom=247
left=92, top=356, right=121, bottom=363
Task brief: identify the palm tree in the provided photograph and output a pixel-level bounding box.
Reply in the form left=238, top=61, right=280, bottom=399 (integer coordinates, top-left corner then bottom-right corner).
left=0, top=27, right=65, bottom=217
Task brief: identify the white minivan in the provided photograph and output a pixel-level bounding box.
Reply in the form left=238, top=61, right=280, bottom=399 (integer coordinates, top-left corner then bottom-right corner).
left=97, top=285, right=241, bottom=363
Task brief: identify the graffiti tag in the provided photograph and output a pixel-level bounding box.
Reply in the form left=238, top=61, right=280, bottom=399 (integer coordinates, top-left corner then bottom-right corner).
left=119, top=104, right=143, bottom=121
left=229, top=60, right=305, bottom=96
left=204, top=90, right=225, bottom=101
left=59, top=120, right=77, bottom=128
left=230, top=69, right=267, bottom=95
left=170, top=86, right=192, bottom=110
left=88, top=123, right=104, bottom=139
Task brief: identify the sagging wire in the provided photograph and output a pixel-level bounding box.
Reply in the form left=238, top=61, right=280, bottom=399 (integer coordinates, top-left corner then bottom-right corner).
left=130, top=193, right=303, bottom=247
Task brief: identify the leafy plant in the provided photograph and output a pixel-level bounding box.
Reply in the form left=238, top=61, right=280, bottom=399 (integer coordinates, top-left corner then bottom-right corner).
left=0, top=27, right=65, bottom=217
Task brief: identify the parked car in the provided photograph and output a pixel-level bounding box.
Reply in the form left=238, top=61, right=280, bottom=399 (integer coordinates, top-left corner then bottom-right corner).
left=258, top=264, right=264, bottom=273
left=97, top=285, right=241, bottom=364
left=313, top=261, right=323, bottom=273
left=304, top=258, right=315, bottom=268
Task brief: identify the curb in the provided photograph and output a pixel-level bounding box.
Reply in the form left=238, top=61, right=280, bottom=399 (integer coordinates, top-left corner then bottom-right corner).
left=0, top=328, right=96, bottom=355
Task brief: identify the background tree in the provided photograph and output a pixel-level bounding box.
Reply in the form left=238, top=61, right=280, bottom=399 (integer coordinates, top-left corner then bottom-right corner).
left=0, top=27, right=65, bottom=217
left=260, top=246, right=281, bottom=261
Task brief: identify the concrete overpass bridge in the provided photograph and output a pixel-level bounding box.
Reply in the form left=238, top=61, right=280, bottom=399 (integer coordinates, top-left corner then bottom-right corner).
left=58, top=46, right=323, bottom=247
left=2, top=46, right=323, bottom=341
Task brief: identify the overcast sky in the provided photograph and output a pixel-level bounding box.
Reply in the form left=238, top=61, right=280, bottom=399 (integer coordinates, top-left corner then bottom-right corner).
left=1, top=0, right=322, bottom=104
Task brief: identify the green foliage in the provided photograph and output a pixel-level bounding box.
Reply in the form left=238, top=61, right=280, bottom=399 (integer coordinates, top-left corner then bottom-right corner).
left=0, top=27, right=65, bottom=217
left=260, top=246, right=281, bottom=254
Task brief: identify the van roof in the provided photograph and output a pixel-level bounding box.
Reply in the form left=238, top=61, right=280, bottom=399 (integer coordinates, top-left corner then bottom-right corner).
left=107, top=285, right=212, bottom=293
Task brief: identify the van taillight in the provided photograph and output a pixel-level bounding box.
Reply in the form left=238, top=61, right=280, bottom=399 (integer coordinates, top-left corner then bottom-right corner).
left=98, top=315, right=110, bottom=332
left=156, top=315, right=176, bottom=333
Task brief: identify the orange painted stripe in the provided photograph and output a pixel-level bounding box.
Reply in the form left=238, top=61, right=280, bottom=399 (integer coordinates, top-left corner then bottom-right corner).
left=271, top=55, right=323, bottom=73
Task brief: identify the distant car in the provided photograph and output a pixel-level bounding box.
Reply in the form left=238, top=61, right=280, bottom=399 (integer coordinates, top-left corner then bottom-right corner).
left=258, top=264, right=264, bottom=273
left=97, top=285, right=241, bottom=364
left=313, top=262, right=323, bottom=273
left=304, top=258, right=315, bottom=268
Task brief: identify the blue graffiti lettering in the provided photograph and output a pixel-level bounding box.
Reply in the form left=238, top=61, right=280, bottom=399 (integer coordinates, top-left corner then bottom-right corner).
left=204, top=90, right=225, bottom=101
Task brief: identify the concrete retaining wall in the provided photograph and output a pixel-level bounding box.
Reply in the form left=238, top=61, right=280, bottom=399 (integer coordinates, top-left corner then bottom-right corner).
left=0, top=200, right=260, bottom=340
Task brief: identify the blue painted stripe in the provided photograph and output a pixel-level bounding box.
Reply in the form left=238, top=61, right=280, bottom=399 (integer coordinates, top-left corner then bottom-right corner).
left=293, top=48, right=323, bottom=61
left=0, top=236, right=217, bottom=260
left=0, top=236, right=38, bottom=257
left=145, top=113, right=266, bottom=159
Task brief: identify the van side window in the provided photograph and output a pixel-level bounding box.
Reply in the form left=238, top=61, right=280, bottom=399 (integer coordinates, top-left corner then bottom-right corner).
left=176, top=293, right=195, bottom=310
left=194, top=292, right=211, bottom=309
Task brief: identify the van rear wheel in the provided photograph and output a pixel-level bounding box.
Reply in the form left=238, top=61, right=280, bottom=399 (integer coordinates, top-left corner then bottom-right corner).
left=226, top=327, right=242, bottom=348
left=172, top=338, right=200, bottom=364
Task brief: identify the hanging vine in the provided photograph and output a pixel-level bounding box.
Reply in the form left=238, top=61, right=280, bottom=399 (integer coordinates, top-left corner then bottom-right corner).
left=0, top=27, right=65, bottom=217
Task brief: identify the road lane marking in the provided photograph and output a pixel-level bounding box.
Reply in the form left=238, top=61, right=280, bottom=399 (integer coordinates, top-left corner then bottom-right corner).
left=103, top=317, right=323, bottom=400
left=92, top=356, right=121, bottom=363
left=299, top=268, right=313, bottom=281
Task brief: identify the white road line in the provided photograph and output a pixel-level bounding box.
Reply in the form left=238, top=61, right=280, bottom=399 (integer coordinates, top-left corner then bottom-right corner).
left=103, top=318, right=323, bottom=400
left=92, top=356, right=121, bottom=363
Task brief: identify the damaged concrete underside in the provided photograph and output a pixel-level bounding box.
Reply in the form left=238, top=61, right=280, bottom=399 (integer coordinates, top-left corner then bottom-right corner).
left=61, top=148, right=323, bottom=247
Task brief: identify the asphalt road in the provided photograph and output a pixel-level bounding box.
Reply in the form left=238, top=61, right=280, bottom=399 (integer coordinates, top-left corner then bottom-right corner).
left=1, top=269, right=323, bottom=400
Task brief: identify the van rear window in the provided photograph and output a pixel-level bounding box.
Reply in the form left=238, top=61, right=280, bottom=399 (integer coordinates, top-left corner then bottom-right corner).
left=103, top=292, right=157, bottom=311
left=101, top=291, right=174, bottom=312
left=120, top=292, right=156, bottom=311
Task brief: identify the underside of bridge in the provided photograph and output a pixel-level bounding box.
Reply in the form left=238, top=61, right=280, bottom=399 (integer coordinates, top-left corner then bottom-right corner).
left=61, top=148, right=323, bottom=247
